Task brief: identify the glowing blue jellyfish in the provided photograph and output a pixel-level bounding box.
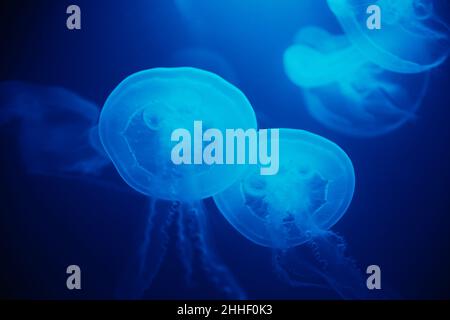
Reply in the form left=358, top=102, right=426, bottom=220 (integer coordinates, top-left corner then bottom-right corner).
left=214, top=129, right=371, bottom=298
left=169, top=47, right=238, bottom=85
left=214, top=129, right=354, bottom=248
left=327, top=0, right=450, bottom=73
left=99, top=67, right=256, bottom=298
left=284, top=26, right=429, bottom=136
left=0, top=81, right=110, bottom=178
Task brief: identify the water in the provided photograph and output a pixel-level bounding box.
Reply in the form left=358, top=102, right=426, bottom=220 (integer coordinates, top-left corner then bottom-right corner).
left=0, top=0, right=450, bottom=299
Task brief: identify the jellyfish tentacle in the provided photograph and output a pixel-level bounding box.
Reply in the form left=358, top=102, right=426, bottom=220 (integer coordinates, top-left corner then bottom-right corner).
left=306, top=231, right=368, bottom=299
left=272, top=248, right=331, bottom=291
left=176, top=203, right=195, bottom=286
left=138, top=198, right=158, bottom=276
left=273, top=231, right=369, bottom=299
left=115, top=199, right=178, bottom=299
left=115, top=198, right=157, bottom=299
left=140, top=200, right=179, bottom=286
left=185, top=202, right=246, bottom=299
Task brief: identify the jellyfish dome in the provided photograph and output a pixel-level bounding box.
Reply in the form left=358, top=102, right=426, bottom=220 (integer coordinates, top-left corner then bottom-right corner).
left=213, top=129, right=355, bottom=249
left=283, top=26, right=429, bottom=136
left=327, top=0, right=450, bottom=73
left=99, top=67, right=257, bottom=201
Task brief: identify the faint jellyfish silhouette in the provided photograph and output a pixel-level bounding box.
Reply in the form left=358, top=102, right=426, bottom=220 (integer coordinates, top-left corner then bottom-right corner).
left=169, top=47, right=238, bottom=85
left=214, top=129, right=373, bottom=298
left=284, top=26, right=429, bottom=136
left=99, top=67, right=256, bottom=299
left=0, top=81, right=110, bottom=178
left=284, top=27, right=366, bottom=88
left=327, top=0, right=450, bottom=73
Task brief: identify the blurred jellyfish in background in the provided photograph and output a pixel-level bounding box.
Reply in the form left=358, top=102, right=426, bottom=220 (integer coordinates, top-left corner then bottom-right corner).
left=284, top=26, right=430, bottom=136
left=214, top=129, right=376, bottom=298
left=284, top=27, right=366, bottom=89
left=0, top=81, right=111, bottom=178
left=99, top=67, right=256, bottom=299
left=169, top=47, right=239, bottom=85
left=327, top=0, right=450, bottom=73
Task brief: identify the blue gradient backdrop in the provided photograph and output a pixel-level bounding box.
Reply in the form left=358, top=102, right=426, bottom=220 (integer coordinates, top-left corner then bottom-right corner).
left=0, top=0, right=449, bottom=299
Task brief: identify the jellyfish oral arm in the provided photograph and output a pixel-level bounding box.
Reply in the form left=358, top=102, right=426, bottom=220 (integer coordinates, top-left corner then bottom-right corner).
left=170, top=121, right=279, bottom=175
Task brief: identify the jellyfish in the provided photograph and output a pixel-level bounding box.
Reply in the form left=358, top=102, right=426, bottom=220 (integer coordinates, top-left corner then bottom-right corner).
left=0, top=81, right=111, bottom=180
left=213, top=129, right=377, bottom=298
left=327, top=0, right=450, bottom=73
left=99, top=67, right=256, bottom=298
left=283, top=26, right=429, bottom=136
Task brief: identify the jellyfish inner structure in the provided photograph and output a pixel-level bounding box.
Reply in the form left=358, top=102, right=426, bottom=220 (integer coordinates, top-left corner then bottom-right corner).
left=214, top=129, right=376, bottom=298
left=99, top=67, right=258, bottom=298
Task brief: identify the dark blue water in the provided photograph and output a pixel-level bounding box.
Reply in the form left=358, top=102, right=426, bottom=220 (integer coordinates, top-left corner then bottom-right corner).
left=0, top=0, right=449, bottom=299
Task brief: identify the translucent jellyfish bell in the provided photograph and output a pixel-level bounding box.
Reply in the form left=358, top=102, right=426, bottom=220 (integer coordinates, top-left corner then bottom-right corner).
left=327, top=0, right=450, bottom=73
left=284, top=26, right=429, bottom=136
left=213, top=129, right=355, bottom=249
left=99, top=67, right=257, bottom=201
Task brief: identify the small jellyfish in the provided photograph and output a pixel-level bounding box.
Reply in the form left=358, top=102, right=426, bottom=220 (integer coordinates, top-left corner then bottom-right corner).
left=169, top=47, right=238, bottom=85
left=0, top=81, right=111, bottom=179
left=214, top=129, right=372, bottom=298
left=284, top=26, right=429, bottom=136
left=327, top=0, right=450, bottom=73
left=99, top=67, right=256, bottom=298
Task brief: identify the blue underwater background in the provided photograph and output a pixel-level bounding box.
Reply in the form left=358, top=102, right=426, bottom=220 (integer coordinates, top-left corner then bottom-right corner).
left=0, top=0, right=450, bottom=299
